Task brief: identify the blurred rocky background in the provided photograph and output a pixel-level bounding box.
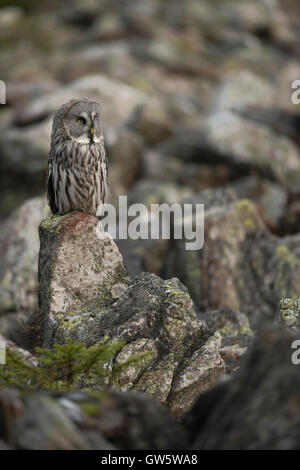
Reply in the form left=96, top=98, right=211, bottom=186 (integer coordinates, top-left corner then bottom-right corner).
left=1, top=0, right=300, bottom=450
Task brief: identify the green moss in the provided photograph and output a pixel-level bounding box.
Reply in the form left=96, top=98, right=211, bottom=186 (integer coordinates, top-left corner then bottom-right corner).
left=79, top=401, right=100, bottom=417
left=58, top=315, right=85, bottom=332
left=276, top=245, right=297, bottom=268
left=128, top=76, right=152, bottom=93
left=40, top=214, right=69, bottom=234
left=236, top=199, right=257, bottom=231
left=279, top=298, right=296, bottom=311
left=186, top=374, right=194, bottom=381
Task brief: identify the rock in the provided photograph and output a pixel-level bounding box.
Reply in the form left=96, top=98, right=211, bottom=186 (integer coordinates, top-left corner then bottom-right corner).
left=0, top=119, right=52, bottom=202
left=117, top=237, right=169, bottom=276
left=6, top=80, right=59, bottom=108
left=127, top=179, right=192, bottom=207
left=219, top=1, right=273, bottom=34
left=184, top=325, right=300, bottom=450
left=131, top=99, right=173, bottom=146
left=116, top=178, right=191, bottom=273
left=57, top=42, right=139, bottom=83
left=38, top=212, right=225, bottom=418
left=107, top=128, right=143, bottom=194
left=270, top=8, right=299, bottom=50
left=14, top=394, right=92, bottom=450
left=70, top=75, right=147, bottom=131
left=277, top=61, right=300, bottom=113
left=0, top=388, right=187, bottom=450
left=0, top=197, right=50, bottom=315
left=256, top=180, right=288, bottom=228
left=0, top=334, right=38, bottom=367
left=204, top=111, right=300, bottom=194
left=201, top=307, right=254, bottom=375
left=116, top=179, right=192, bottom=274
left=0, top=311, right=42, bottom=351
left=279, top=198, right=300, bottom=237
left=144, top=150, right=235, bottom=192
left=119, top=177, right=288, bottom=277
left=165, top=200, right=300, bottom=330
left=0, top=6, right=23, bottom=29
left=90, top=13, right=128, bottom=41
left=154, top=127, right=247, bottom=166
left=11, top=74, right=147, bottom=131
left=0, top=439, right=11, bottom=450
left=183, top=176, right=288, bottom=229
left=121, top=0, right=160, bottom=35
left=38, top=212, right=130, bottom=346
left=213, top=70, right=276, bottom=112
left=276, top=298, right=300, bottom=331
left=154, top=113, right=300, bottom=192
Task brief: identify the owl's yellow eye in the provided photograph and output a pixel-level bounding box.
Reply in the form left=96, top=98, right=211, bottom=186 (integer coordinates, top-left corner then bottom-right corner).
left=77, top=118, right=85, bottom=125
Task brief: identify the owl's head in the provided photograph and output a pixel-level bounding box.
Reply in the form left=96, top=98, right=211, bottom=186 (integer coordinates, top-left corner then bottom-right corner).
left=51, top=99, right=103, bottom=144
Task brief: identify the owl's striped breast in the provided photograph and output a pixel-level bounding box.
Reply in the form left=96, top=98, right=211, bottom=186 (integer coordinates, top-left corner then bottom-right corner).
left=48, top=139, right=107, bottom=216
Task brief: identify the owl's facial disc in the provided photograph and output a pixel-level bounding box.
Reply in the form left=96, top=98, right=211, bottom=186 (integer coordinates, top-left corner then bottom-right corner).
left=65, top=101, right=102, bottom=144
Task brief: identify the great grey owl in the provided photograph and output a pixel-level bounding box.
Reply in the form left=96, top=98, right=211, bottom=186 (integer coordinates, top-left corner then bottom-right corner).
left=47, top=99, right=108, bottom=216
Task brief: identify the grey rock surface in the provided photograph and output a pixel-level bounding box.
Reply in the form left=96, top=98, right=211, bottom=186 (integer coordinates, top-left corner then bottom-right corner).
left=165, top=199, right=300, bottom=330
left=38, top=212, right=225, bottom=419
left=0, top=197, right=50, bottom=315
left=200, top=307, right=254, bottom=375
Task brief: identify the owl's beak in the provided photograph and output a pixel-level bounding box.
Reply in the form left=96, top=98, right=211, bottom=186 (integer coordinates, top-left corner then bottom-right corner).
left=90, top=127, right=94, bottom=136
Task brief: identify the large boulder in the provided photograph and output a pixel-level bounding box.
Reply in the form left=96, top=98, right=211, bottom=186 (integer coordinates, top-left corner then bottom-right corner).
left=204, top=111, right=300, bottom=194
left=155, top=116, right=300, bottom=194
left=38, top=212, right=225, bottom=419
left=165, top=199, right=300, bottom=330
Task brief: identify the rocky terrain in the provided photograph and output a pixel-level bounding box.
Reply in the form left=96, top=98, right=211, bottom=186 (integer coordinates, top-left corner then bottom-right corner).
left=0, top=0, right=300, bottom=450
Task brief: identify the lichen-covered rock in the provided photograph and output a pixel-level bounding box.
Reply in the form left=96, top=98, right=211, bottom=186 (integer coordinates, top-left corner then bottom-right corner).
left=0, top=388, right=187, bottom=450
left=184, top=325, right=300, bottom=450
left=38, top=212, right=225, bottom=418
left=276, top=298, right=300, bottom=331
left=201, top=307, right=254, bottom=374
left=0, top=197, right=50, bottom=315
left=165, top=199, right=300, bottom=330
left=38, top=212, right=130, bottom=347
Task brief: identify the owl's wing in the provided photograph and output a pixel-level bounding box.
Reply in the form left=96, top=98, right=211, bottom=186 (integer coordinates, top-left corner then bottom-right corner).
left=46, top=152, right=58, bottom=214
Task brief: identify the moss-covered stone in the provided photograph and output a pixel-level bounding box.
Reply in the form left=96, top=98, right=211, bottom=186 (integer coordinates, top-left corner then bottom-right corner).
left=38, top=213, right=224, bottom=419
left=276, top=298, right=300, bottom=331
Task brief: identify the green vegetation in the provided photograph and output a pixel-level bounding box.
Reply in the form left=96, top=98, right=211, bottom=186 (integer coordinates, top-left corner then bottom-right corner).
left=0, top=338, right=147, bottom=392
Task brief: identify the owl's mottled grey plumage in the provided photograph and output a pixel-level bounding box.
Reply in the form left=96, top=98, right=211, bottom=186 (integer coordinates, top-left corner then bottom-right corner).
left=47, top=99, right=108, bottom=216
